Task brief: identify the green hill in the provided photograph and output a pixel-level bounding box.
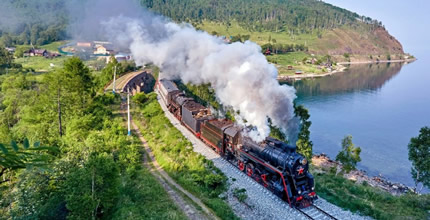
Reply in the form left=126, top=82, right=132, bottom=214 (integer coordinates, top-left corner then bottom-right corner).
left=0, top=0, right=406, bottom=62
left=142, top=0, right=405, bottom=57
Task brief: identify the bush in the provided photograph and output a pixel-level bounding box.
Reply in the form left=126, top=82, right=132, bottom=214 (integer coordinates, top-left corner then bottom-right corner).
left=133, top=93, right=148, bottom=104
left=204, top=174, right=225, bottom=189
left=233, top=188, right=248, bottom=202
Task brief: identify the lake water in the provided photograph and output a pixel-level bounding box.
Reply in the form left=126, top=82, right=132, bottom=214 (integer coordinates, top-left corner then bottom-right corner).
left=288, top=53, right=430, bottom=188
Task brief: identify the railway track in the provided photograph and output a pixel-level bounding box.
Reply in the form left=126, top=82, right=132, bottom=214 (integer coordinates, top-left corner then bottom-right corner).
left=296, top=205, right=338, bottom=220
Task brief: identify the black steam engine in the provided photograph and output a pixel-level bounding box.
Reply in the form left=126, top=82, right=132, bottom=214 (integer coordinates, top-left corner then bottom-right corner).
left=158, top=78, right=317, bottom=208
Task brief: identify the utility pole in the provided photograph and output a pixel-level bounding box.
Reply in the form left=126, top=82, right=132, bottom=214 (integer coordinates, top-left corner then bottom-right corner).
left=113, top=65, right=117, bottom=94
left=127, top=86, right=131, bottom=136
left=57, top=87, right=63, bottom=137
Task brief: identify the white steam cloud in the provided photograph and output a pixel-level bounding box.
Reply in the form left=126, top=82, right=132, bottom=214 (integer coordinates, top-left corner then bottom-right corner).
left=104, top=14, right=298, bottom=142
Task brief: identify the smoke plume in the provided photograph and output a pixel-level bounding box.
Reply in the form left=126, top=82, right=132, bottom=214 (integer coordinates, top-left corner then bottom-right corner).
left=104, top=15, right=297, bottom=142
left=70, top=0, right=299, bottom=142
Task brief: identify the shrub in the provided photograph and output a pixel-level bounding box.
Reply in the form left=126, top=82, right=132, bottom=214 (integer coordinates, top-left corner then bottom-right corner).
left=233, top=188, right=248, bottom=202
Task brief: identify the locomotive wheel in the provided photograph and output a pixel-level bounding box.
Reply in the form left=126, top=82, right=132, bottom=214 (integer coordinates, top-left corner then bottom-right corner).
left=238, top=160, right=245, bottom=171
left=246, top=163, right=255, bottom=177
left=261, top=174, right=269, bottom=188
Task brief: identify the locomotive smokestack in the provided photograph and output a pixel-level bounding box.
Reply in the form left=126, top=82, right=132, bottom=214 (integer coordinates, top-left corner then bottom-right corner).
left=100, top=1, right=299, bottom=142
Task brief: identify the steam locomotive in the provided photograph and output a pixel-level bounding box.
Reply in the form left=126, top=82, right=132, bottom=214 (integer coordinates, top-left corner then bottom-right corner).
left=157, top=78, right=317, bottom=208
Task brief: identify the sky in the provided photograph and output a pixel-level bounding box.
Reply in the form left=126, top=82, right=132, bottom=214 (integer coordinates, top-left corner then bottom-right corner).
left=323, top=0, right=430, bottom=56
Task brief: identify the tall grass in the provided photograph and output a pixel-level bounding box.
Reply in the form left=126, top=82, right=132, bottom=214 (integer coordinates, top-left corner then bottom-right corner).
left=315, top=171, right=430, bottom=220
left=132, top=92, right=239, bottom=220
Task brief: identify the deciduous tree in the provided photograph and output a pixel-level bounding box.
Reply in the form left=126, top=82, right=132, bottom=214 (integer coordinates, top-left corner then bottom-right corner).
left=295, top=105, right=313, bottom=161
left=408, top=126, right=430, bottom=192
left=336, top=135, right=361, bottom=173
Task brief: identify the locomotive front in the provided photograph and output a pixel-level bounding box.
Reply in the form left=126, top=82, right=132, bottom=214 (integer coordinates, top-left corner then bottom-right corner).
left=241, top=137, right=317, bottom=208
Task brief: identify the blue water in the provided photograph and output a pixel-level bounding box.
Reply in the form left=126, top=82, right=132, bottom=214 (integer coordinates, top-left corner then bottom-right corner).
left=289, top=53, right=430, bottom=188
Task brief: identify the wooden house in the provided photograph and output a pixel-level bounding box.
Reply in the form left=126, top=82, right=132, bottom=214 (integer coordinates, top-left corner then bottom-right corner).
left=94, top=44, right=114, bottom=55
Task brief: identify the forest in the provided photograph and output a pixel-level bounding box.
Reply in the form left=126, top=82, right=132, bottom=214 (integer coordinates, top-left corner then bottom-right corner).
left=141, top=0, right=383, bottom=33
left=0, top=52, right=186, bottom=218
left=0, top=0, right=69, bottom=47
left=0, top=0, right=383, bottom=48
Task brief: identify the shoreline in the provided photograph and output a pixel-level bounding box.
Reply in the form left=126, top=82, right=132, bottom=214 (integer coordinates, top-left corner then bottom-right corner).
left=277, top=58, right=417, bottom=81
left=313, top=154, right=416, bottom=195
left=337, top=58, right=417, bottom=65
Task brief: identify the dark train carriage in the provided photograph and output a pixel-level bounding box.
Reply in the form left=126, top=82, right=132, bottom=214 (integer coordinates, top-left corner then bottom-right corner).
left=181, top=101, right=212, bottom=134
left=201, top=119, right=240, bottom=154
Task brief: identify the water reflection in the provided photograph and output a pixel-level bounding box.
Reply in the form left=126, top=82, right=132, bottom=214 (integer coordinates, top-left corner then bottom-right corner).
left=288, top=62, right=406, bottom=97
left=281, top=59, right=430, bottom=190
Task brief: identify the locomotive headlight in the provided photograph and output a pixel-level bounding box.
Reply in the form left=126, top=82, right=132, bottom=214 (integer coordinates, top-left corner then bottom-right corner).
left=312, top=187, right=315, bottom=191
left=300, top=158, right=307, bottom=165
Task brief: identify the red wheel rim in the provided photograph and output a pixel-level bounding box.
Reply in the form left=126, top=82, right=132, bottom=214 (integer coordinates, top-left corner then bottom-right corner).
left=238, top=161, right=245, bottom=171
left=247, top=167, right=253, bottom=176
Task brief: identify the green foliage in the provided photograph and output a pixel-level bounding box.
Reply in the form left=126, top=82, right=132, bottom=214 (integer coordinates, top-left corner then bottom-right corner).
left=0, top=139, right=57, bottom=174
left=132, top=92, right=238, bottom=220
left=176, top=81, right=220, bottom=110
left=204, top=173, right=224, bottom=189
left=335, top=135, right=361, bottom=173
left=295, top=105, right=313, bottom=160
left=230, top=34, right=250, bottom=43
left=141, top=0, right=383, bottom=32
left=315, top=171, right=430, bottom=220
left=65, top=153, right=120, bottom=219
left=0, top=58, right=187, bottom=219
left=132, top=92, right=149, bottom=105
left=0, top=0, right=68, bottom=46
left=14, top=56, right=67, bottom=72
left=14, top=45, right=32, bottom=58
left=63, top=57, right=94, bottom=97
left=10, top=166, right=68, bottom=219
left=96, top=57, right=137, bottom=89
left=111, top=168, right=187, bottom=220
left=408, top=126, right=430, bottom=190
left=261, top=43, right=307, bottom=54
left=232, top=188, right=247, bottom=203
left=0, top=46, right=13, bottom=70
left=266, top=52, right=309, bottom=66
left=269, top=125, right=287, bottom=143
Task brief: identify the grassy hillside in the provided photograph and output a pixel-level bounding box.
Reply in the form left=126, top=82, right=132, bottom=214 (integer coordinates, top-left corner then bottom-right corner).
left=196, top=20, right=404, bottom=57
left=143, top=0, right=405, bottom=57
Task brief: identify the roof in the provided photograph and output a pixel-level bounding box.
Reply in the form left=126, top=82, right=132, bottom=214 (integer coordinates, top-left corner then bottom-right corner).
left=183, top=100, right=205, bottom=112
left=159, top=79, right=179, bottom=93
left=208, top=119, right=233, bottom=130
left=96, top=44, right=115, bottom=51
left=175, top=95, right=192, bottom=106
left=34, top=49, right=47, bottom=54
left=225, top=126, right=240, bottom=137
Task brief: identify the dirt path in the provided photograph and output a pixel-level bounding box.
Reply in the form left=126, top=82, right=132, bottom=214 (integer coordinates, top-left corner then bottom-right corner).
left=120, top=99, right=218, bottom=220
